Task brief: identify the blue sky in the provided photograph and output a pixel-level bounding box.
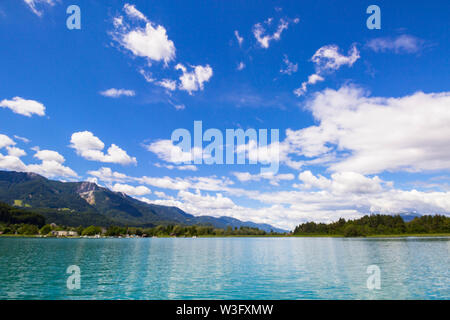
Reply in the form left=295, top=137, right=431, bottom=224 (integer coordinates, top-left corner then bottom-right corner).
left=0, top=0, right=449, bottom=230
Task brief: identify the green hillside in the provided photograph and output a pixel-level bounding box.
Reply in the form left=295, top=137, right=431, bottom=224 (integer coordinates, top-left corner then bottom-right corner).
left=0, top=170, right=286, bottom=232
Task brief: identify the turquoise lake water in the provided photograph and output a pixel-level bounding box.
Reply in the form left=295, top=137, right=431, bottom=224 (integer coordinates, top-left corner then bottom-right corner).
left=0, top=237, right=448, bottom=299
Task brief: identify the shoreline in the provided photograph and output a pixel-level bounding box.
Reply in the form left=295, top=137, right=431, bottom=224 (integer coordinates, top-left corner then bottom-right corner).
left=1, top=233, right=450, bottom=239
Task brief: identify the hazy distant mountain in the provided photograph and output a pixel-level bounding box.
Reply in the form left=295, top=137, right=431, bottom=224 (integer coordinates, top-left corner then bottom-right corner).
left=0, top=171, right=286, bottom=233
left=399, top=212, right=422, bottom=222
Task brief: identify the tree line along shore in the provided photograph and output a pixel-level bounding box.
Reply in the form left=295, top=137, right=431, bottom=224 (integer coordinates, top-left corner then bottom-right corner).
left=1, top=201, right=450, bottom=238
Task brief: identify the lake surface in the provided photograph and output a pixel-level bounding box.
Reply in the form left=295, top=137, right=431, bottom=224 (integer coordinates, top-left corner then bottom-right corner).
left=0, top=237, right=449, bottom=299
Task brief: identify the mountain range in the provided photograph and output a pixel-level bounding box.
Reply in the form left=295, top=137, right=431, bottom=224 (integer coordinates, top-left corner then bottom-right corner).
left=0, top=170, right=286, bottom=233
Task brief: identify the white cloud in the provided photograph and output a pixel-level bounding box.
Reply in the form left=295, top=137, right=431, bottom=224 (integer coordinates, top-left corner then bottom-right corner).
left=294, top=44, right=359, bottom=97
left=155, top=162, right=198, bottom=171
left=156, top=79, right=177, bottom=91
left=100, top=88, right=135, bottom=98
left=112, top=4, right=175, bottom=66
left=27, top=149, right=77, bottom=178
left=366, top=35, right=424, bottom=54
left=233, top=171, right=294, bottom=186
left=298, top=171, right=384, bottom=194
left=6, top=147, right=27, bottom=158
left=146, top=139, right=197, bottom=164
left=234, top=30, right=244, bottom=47
left=137, top=175, right=234, bottom=193
left=153, top=191, right=173, bottom=199
left=70, top=131, right=137, bottom=165
left=77, top=154, right=450, bottom=229
left=297, top=170, right=331, bottom=190
left=123, top=3, right=148, bottom=22
left=178, top=190, right=236, bottom=210
left=23, top=0, right=57, bottom=17
left=112, top=4, right=213, bottom=95
left=87, top=167, right=130, bottom=183
left=0, top=134, right=15, bottom=149
left=237, top=62, right=245, bottom=71
left=253, top=18, right=289, bottom=49
left=138, top=69, right=155, bottom=83
left=293, top=74, right=324, bottom=97
left=0, top=135, right=77, bottom=178
left=287, top=86, right=450, bottom=174
left=149, top=189, right=238, bottom=217
left=311, top=44, right=360, bottom=72
left=175, top=63, right=213, bottom=94
left=91, top=168, right=450, bottom=230
left=13, top=135, right=30, bottom=143
left=0, top=97, right=45, bottom=117
left=248, top=186, right=450, bottom=230
left=33, top=149, right=64, bottom=163
left=280, top=55, right=298, bottom=75
left=112, top=183, right=151, bottom=196
left=137, top=176, right=192, bottom=191
left=0, top=135, right=27, bottom=172
left=0, top=154, right=28, bottom=172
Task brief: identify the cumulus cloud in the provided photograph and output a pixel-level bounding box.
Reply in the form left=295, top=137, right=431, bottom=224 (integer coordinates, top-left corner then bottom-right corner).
left=112, top=183, right=151, bottom=196
left=0, top=134, right=77, bottom=179
left=27, top=149, right=78, bottom=178
left=175, top=63, right=213, bottom=94
left=366, top=35, right=425, bottom=54
left=253, top=18, right=292, bottom=49
left=146, top=139, right=198, bottom=164
left=111, top=4, right=213, bottom=96
left=298, top=171, right=384, bottom=194
left=0, top=134, right=15, bottom=149
left=143, top=174, right=449, bottom=230
left=287, top=86, right=450, bottom=174
left=249, top=186, right=450, bottom=230
left=112, top=4, right=175, bottom=66
left=147, top=189, right=238, bottom=216
left=79, top=157, right=450, bottom=230
left=0, top=97, right=46, bottom=117
left=6, top=147, right=26, bottom=158
left=70, top=131, right=137, bottom=165
left=294, top=44, right=359, bottom=97
left=100, top=88, right=135, bottom=98
left=311, top=44, right=360, bottom=72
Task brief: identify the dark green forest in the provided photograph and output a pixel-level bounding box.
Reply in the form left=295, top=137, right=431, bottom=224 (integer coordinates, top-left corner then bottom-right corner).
left=104, top=224, right=270, bottom=237
left=293, top=214, right=450, bottom=237
left=0, top=202, right=46, bottom=235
